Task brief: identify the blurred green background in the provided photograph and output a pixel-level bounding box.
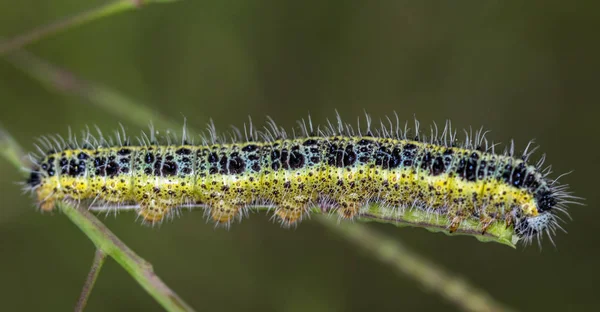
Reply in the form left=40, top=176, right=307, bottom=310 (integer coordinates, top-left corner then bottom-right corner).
left=1, top=1, right=599, bottom=311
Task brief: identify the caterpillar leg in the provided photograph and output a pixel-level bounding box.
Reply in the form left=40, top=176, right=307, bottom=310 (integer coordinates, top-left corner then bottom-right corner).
left=274, top=195, right=310, bottom=227
left=505, top=213, right=515, bottom=228
left=479, top=214, right=495, bottom=235
left=36, top=185, right=58, bottom=212
left=209, top=200, right=242, bottom=225
left=448, top=215, right=464, bottom=233
left=337, top=193, right=363, bottom=219
left=138, top=199, right=171, bottom=224
left=39, top=198, right=56, bottom=212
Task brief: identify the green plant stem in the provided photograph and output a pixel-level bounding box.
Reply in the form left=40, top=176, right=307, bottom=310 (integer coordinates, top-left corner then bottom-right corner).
left=3, top=50, right=180, bottom=132
left=75, top=249, right=107, bottom=312
left=318, top=216, right=513, bottom=312
left=0, top=0, right=181, bottom=55
left=0, top=126, right=28, bottom=169
left=59, top=202, right=195, bottom=312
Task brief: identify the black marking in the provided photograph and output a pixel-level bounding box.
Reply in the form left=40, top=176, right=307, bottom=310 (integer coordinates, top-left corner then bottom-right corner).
left=343, top=145, right=357, bottom=167
left=176, top=148, right=192, bottom=155
left=373, top=147, right=388, bottom=168
left=68, top=159, right=86, bottom=177
left=456, top=157, right=467, bottom=179
left=117, top=148, right=131, bottom=156
left=279, top=149, right=290, bottom=170
left=523, top=172, right=540, bottom=191
left=153, top=156, right=163, bottom=174
left=289, top=150, right=305, bottom=169
left=271, top=150, right=281, bottom=160
left=327, top=144, right=344, bottom=168
left=486, top=162, right=497, bottom=177
left=404, top=143, right=417, bottom=150
left=303, top=139, right=318, bottom=146
left=358, top=155, right=370, bottom=163
left=501, top=164, right=513, bottom=185
left=106, top=161, right=120, bottom=177
left=270, top=149, right=281, bottom=170
left=420, top=151, right=433, bottom=171
left=242, top=145, right=258, bottom=152
left=389, top=148, right=402, bottom=168
left=401, top=145, right=416, bottom=167
left=94, top=157, right=107, bottom=175
left=431, top=156, right=445, bottom=176
left=208, top=152, right=219, bottom=163
left=535, top=188, right=556, bottom=212
left=465, top=153, right=478, bottom=182
left=218, top=155, right=228, bottom=174
left=512, top=163, right=526, bottom=187
left=161, top=161, right=178, bottom=176
left=144, top=153, right=154, bottom=164
left=228, top=155, right=245, bottom=174
left=271, top=162, right=281, bottom=170
left=477, top=160, right=487, bottom=180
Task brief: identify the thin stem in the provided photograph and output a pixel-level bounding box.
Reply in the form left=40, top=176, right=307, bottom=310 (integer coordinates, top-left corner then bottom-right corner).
left=3, top=50, right=180, bottom=132
left=318, top=216, right=514, bottom=312
left=0, top=125, right=28, bottom=169
left=75, top=249, right=107, bottom=312
left=87, top=203, right=515, bottom=247
left=0, top=0, right=181, bottom=55
left=58, top=202, right=195, bottom=312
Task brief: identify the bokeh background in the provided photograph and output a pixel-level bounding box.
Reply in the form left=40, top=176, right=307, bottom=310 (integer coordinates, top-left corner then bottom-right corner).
left=1, top=1, right=598, bottom=311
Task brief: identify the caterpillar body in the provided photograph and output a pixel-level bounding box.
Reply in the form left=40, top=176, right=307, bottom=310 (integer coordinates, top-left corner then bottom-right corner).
left=24, top=116, right=575, bottom=246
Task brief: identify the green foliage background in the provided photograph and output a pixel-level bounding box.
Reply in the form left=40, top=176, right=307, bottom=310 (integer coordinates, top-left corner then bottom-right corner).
left=1, top=1, right=598, bottom=311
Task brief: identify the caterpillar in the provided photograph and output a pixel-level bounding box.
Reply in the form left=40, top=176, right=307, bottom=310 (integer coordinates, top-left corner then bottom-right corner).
left=23, top=114, right=577, bottom=246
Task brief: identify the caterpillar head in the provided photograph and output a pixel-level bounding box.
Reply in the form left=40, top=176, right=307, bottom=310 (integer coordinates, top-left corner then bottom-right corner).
left=514, top=187, right=560, bottom=245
